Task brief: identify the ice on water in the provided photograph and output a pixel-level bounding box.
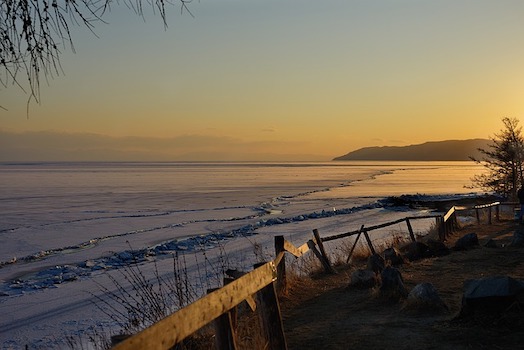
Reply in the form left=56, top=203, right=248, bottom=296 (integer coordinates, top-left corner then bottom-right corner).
left=0, top=161, right=485, bottom=348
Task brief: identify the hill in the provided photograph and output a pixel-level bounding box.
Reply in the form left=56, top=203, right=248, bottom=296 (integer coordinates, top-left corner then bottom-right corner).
left=333, top=139, right=490, bottom=161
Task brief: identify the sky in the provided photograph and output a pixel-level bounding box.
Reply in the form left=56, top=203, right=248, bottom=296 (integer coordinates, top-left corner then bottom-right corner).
left=2, top=0, right=524, bottom=161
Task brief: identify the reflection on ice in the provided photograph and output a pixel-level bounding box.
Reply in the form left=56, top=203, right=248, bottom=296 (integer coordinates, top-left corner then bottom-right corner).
left=0, top=161, right=488, bottom=347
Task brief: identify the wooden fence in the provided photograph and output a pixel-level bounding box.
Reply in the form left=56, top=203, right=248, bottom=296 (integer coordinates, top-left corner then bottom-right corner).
left=111, top=201, right=512, bottom=350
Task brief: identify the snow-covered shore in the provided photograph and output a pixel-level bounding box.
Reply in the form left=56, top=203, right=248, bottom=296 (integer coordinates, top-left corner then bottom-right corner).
left=0, top=161, right=487, bottom=349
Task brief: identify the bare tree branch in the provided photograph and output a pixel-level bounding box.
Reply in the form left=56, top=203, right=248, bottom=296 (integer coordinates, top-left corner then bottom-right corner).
left=1, top=0, right=188, bottom=107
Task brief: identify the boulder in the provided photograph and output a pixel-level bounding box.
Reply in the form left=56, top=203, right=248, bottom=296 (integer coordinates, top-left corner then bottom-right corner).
left=459, top=276, right=524, bottom=320
left=379, top=266, right=408, bottom=301
left=511, top=231, right=524, bottom=247
left=483, top=238, right=499, bottom=248
left=383, top=247, right=404, bottom=266
left=402, top=241, right=431, bottom=261
left=404, top=282, right=447, bottom=313
left=425, top=239, right=450, bottom=257
left=367, top=254, right=385, bottom=273
left=349, top=269, right=378, bottom=289
left=453, top=233, right=479, bottom=251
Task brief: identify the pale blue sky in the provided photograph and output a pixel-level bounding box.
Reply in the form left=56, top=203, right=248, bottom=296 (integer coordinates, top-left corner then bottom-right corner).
left=2, top=0, right=524, bottom=161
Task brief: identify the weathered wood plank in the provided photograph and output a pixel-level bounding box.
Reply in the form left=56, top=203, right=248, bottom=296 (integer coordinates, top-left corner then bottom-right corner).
left=443, top=206, right=456, bottom=222
left=346, top=225, right=364, bottom=263
left=254, top=264, right=287, bottom=350
left=208, top=287, right=237, bottom=350
left=405, top=218, right=416, bottom=242
left=307, top=240, right=336, bottom=274
left=322, top=215, right=440, bottom=243
left=473, top=201, right=501, bottom=209
left=313, top=229, right=333, bottom=269
left=365, top=217, right=406, bottom=231
left=111, top=262, right=277, bottom=350
left=275, top=236, right=286, bottom=295
left=362, top=229, right=376, bottom=255
left=283, top=240, right=310, bottom=258
left=320, top=229, right=361, bottom=242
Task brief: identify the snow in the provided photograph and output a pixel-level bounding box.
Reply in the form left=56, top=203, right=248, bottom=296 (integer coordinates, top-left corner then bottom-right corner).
left=0, top=161, right=486, bottom=349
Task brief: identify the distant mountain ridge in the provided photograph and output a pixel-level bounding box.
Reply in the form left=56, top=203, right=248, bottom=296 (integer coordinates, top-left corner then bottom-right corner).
left=333, top=139, right=490, bottom=161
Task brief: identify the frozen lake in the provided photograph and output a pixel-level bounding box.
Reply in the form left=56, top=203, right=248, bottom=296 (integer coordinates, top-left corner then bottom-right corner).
left=0, top=161, right=487, bottom=348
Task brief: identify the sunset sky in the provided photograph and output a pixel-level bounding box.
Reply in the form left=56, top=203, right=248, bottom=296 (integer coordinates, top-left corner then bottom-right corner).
left=2, top=0, right=524, bottom=161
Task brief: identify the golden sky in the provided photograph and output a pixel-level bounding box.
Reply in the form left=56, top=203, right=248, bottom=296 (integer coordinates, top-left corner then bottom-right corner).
left=2, top=0, right=524, bottom=161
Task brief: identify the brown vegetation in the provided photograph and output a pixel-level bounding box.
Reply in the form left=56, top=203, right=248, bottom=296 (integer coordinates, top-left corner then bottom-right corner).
left=281, top=220, right=524, bottom=350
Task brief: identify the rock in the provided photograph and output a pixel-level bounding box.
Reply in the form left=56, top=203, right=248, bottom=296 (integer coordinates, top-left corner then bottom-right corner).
left=367, top=254, right=385, bottom=273
left=484, top=238, right=499, bottom=248
left=379, top=266, right=407, bottom=301
left=453, top=233, right=479, bottom=251
left=459, top=276, right=524, bottom=319
left=117, top=251, right=134, bottom=261
left=402, top=242, right=431, bottom=261
left=511, top=231, right=524, bottom=247
left=349, top=269, right=378, bottom=289
left=404, top=283, right=447, bottom=313
left=425, top=239, right=450, bottom=257
left=383, top=247, right=404, bottom=266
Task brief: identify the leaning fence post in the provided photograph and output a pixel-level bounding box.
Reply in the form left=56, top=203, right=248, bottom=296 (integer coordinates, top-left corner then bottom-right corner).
left=405, top=218, right=416, bottom=242
left=307, top=240, right=336, bottom=274
left=274, top=236, right=286, bottom=295
left=363, top=229, right=376, bottom=255
left=313, top=229, right=333, bottom=268
left=346, top=225, right=364, bottom=263
left=253, top=263, right=288, bottom=350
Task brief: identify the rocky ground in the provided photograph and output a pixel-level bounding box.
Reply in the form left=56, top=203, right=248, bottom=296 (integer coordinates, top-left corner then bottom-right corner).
left=281, top=219, right=524, bottom=350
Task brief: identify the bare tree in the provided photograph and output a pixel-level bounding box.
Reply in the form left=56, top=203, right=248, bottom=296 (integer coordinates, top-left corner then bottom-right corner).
left=1, top=0, right=191, bottom=107
left=471, top=117, right=524, bottom=199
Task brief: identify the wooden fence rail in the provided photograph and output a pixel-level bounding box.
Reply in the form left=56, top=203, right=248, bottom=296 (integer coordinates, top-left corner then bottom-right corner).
left=111, top=201, right=509, bottom=350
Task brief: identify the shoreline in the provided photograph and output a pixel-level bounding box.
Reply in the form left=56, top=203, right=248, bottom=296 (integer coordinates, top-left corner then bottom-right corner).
left=0, top=162, right=488, bottom=348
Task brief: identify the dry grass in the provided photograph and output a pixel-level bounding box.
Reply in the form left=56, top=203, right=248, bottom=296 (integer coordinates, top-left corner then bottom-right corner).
left=283, top=219, right=524, bottom=350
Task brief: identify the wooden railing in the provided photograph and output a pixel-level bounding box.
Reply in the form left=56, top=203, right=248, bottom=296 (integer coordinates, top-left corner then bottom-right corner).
left=111, top=200, right=511, bottom=350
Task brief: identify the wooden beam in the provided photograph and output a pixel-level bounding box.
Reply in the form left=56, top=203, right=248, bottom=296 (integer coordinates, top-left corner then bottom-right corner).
left=307, top=240, right=335, bottom=274
left=361, top=229, right=376, bottom=255
left=274, top=236, right=286, bottom=295
left=255, top=280, right=287, bottom=350
left=346, top=225, right=364, bottom=263
left=208, top=287, right=237, bottom=350
left=443, top=206, right=456, bottom=222
left=312, top=229, right=333, bottom=269
left=112, top=262, right=277, bottom=350
left=283, top=240, right=310, bottom=258
left=405, top=218, right=416, bottom=242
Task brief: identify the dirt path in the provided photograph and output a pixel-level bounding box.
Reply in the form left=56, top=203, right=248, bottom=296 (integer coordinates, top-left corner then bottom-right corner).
left=281, top=220, right=524, bottom=350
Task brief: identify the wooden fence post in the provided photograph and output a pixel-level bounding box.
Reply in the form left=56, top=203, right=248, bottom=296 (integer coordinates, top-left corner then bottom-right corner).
left=488, top=206, right=492, bottom=224
left=274, top=236, right=286, bottom=295
left=453, top=212, right=459, bottom=231
left=223, top=277, right=238, bottom=330
left=475, top=208, right=480, bottom=224
left=496, top=204, right=500, bottom=221
left=253, top=263, right=287, bottom=350
left=346, top=225, right=364, bottom=263
left=208, top=287, right=237, bottom=350
left=313, top=229, right=333, bottom=268
left=405, top=218, right=416, bottom=242
left=307, top=240, right=336, bottom=274
left=362, top=229, right=376, bottom=255
left=438, top=216, right=445, bottom=242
